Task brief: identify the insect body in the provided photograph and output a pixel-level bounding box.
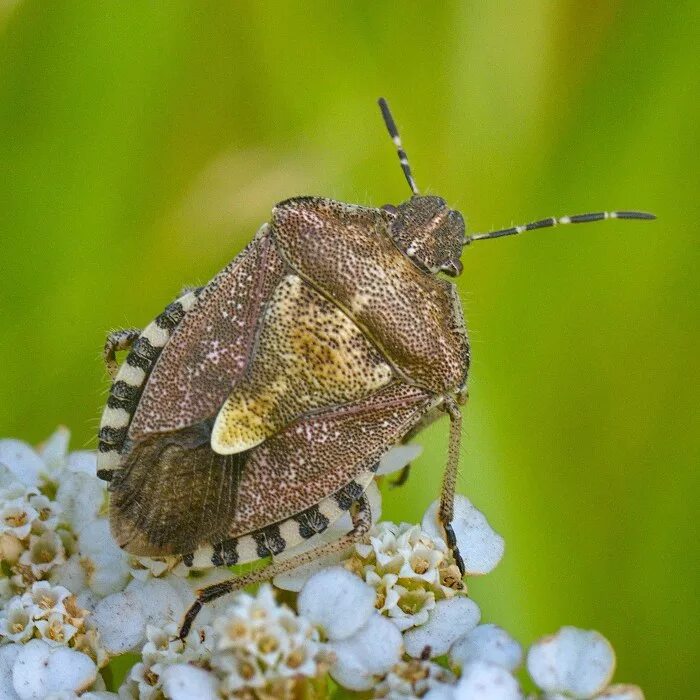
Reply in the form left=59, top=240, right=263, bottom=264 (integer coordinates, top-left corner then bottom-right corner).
left=97, top=99, right=654, bottom=637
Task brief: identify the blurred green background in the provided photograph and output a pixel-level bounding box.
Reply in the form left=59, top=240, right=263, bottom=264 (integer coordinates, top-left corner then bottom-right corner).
left=1, top=1, right=697, bottom=696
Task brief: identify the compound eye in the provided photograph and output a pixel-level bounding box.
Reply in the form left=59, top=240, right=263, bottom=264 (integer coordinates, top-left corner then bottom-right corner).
left=381, top=203, right=398, bottom=215
left=449, top=209, right=466, bottom=231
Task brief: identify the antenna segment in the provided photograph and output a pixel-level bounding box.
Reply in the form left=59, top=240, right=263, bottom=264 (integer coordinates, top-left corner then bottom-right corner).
left=464, top=210, right=656, bottom=245
left=378, top=97, right=419, bottom=196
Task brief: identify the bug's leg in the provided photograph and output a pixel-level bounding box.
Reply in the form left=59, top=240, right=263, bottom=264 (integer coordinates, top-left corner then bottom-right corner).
left=178, top=493, right=373, bottom=641
left=439, top=396, right=465, bottom=575
left=389, top=405, right=444, bottom=489
left=389, top=463, right=411, bottom=488
left=103, top=328, right=141, bottom=379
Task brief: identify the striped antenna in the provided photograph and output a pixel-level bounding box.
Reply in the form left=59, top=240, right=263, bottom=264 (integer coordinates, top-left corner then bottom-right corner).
left=378, top=98, right=419, bottom=195
left=464, top=210, right=656, bottom=245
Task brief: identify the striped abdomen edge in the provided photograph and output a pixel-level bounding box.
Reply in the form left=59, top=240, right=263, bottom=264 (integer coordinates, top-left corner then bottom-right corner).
left=97, top=290, right=201, bottom=481
left=182, top=470, right=377, bottom=569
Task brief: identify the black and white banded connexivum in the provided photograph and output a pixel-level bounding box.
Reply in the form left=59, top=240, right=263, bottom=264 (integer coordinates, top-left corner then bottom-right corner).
left=96, top=98, right=655, bottom=639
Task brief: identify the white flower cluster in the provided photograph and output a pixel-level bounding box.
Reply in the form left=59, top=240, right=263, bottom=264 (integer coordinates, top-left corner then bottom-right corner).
left=0, top=434, right=645, bottom=699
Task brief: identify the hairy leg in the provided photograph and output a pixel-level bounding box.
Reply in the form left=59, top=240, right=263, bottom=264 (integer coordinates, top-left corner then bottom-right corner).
left=439, top=396, right=465, bottom=575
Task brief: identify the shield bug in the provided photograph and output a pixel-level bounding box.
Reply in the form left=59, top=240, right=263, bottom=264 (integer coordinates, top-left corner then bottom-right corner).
left=96, top=98, right=655, bottom=638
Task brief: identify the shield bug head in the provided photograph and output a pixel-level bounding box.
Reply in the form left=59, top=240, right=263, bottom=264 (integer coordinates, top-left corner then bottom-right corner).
left=378, top=98, right=466, bottom=277
left=377, top=97, right=655, bottom=273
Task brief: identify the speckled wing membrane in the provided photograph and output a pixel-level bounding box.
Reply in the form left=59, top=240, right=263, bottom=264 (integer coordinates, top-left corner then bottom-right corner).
left=109, top=382, right=436, bottom=564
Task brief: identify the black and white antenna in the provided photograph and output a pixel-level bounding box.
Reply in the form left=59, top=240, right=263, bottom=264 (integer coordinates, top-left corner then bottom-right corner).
left=378, top=97, right=419, bottom=196
left=464, top=210, right=656, bottom=245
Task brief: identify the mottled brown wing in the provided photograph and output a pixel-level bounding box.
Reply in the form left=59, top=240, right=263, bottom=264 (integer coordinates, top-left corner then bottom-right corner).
left=109, top=422, right=244, bottom=556
left=224, top=381, right=438, bottom=537
left=129, top=225, right=287, bottom=440
left=110, top=383, right=437, bottom=557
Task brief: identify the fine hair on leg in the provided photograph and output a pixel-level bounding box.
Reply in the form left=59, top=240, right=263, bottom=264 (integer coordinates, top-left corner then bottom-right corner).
left=177, top=492, right=373, bottom=640
left=438, top=396, right=465, bottom=574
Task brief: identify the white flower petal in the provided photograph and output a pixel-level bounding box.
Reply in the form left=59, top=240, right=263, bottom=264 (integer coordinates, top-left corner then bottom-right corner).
left=595, top=684, right=645, bottom=700
left=376, top=444, right=423, bottom=475
left=56, top=473, right=106, bottom=537
left=161, top=664, right=218, bottom=700
left=298, top=566, right=375, bottom=640
left=36, top=428, right=70, bottom=473
left=0, top=441, right=43, bottom=488
left=450, top=623, right=523, bottom=672
left=0, top=644, right=21, bottom=700
left=125, top=577, right=192, bottom=630
left=329, top=613, right=403, bottom=691
left=65, top=451, right=97, bottom=475
left=424, top=687, right=457, bottom=700
left=92, top=592, right=146, bottom=654
left=404, top=597, right=481, bottom=659
left=454, top=660, right=522, bottom=699
left=11, top=639, right=96, bottom=700
left=77, top=520, right=130, bottom=596
left=422, top=497, right=504, bottom=575
left=0, top=464, right=18, bottom=490
left=527, top=627, right=616, bottom=698
left=48, top=554, right=87, bottom=595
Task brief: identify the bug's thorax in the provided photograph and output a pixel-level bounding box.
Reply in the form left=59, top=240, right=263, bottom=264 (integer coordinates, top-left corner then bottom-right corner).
left=271, top=198, right=470, bottom=397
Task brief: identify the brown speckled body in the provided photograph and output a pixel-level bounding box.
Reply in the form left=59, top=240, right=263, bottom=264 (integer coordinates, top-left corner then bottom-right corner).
left=98, top=195, right=470, bottom=569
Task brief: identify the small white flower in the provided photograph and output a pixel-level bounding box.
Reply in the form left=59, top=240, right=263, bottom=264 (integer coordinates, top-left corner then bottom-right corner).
left=403, top=597, right=481, bottom=659
left=298, top=566, right=376, bottom=640
left=450, top=623, right=522, bottom=672
left=21, top=581, right=71, bottom=619
left=346, top=519, right=466, bottom=634
left=18, top=530, right=65, bottom=579
left=422, top=496, right=504, bottom=576
left=328, top=612, right=403, bottom=691
left=527, top=626, right=616, bottom=699
left=34, top=612, right=78, bottom=646
left=141, top=624, right=183, bottom=666
left=26, top=494, right=61, bottom=534
left=454, top=660, right=522, bottom=699
left=374, top=658, right=456, bottom=698
left=210, top=584, right=323, bottom=694
left=0, top=499, right=38, bottom=540
left=10, top=639, right=97, bottom=699
left=0, top=599, right=35, bottom=643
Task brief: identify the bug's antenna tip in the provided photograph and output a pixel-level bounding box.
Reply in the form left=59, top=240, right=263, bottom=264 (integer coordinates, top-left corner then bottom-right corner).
left=377, top=98, right=419, bottom=196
